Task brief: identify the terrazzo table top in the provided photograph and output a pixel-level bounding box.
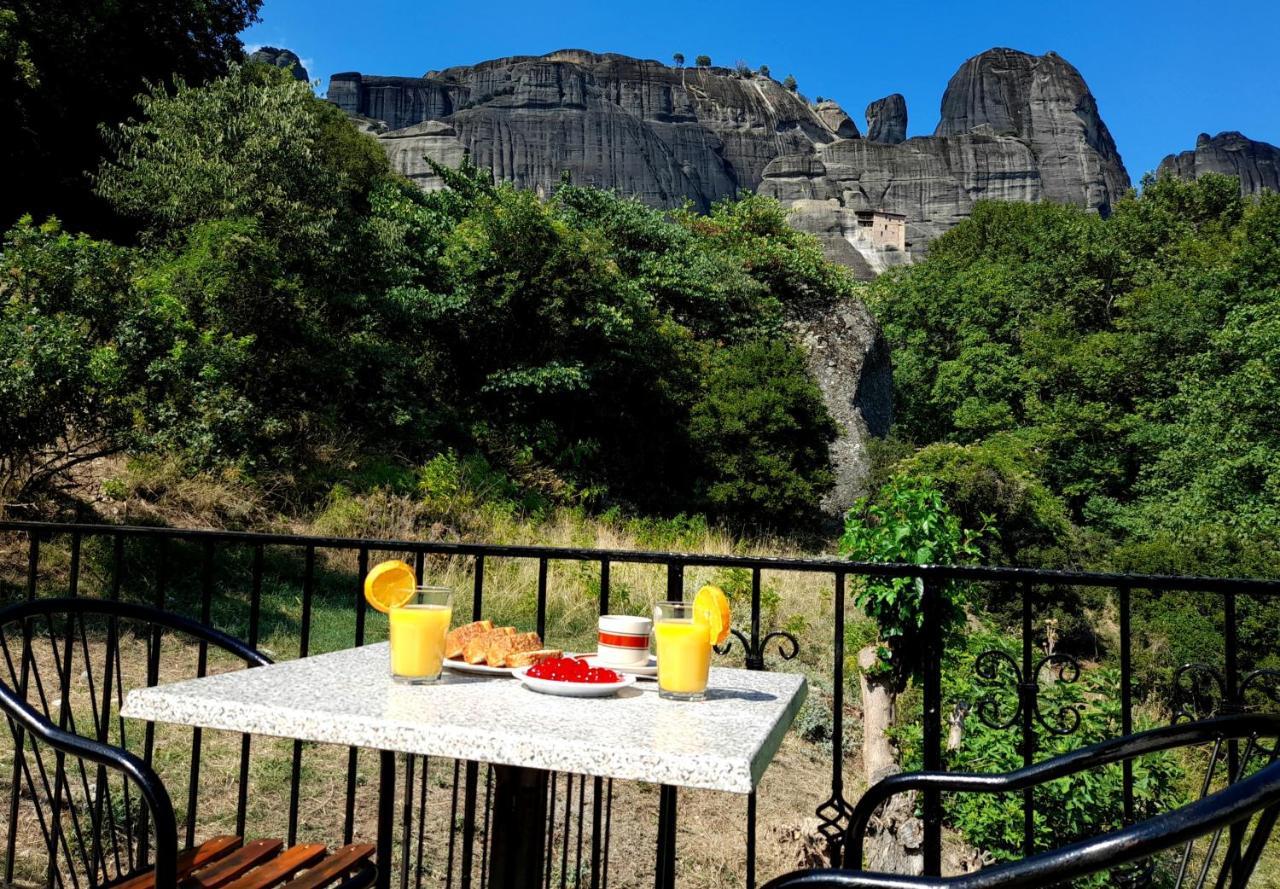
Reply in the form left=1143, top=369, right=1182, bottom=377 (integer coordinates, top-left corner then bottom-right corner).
left=121, top=643, right=806, bottom=794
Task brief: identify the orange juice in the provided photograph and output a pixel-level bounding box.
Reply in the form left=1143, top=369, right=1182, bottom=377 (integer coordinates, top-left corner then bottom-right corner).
left=389, top=604, right=452, bottom=682
left=654, top=618, right=711, bottom=697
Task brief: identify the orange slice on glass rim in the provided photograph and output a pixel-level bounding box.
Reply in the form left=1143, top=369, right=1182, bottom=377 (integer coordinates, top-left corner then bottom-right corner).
left=363, top=560, right=416, bottom=614
left=693, top=584, right=732, bottom=646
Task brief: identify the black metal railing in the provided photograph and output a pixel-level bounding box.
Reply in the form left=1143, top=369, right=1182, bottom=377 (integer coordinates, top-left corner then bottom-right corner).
left=1, top=520, right=1278, bottom=888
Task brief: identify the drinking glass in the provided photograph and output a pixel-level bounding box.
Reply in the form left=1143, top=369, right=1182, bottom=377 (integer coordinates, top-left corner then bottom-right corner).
left=389, top=585, right=453, bottom=684
left=653, top=601, right=711, bottom=701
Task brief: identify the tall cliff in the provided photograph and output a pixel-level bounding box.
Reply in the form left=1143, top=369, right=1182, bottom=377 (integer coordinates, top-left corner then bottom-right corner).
left=330, top=47, right=1130, bottom=271
left=1158, top=131, right=1280, bottom=196
left=331, top=50, right=846, bottom=211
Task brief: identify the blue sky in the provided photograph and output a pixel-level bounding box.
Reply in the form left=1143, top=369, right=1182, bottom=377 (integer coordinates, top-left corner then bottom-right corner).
left=243, top=0, right=1278, bottom=184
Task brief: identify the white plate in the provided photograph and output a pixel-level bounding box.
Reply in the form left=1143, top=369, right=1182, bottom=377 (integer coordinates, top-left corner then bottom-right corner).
left=443, top=658, right=514, bottom=676
left=513, top=666, right=637, bottom=698
left=581, top=654, right=658, bottom=679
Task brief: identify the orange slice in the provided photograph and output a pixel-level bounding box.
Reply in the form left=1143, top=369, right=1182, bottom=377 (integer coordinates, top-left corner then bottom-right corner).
left=363, top=560, right=416, bottom=614
left=693, top=585, right=732, bottom=646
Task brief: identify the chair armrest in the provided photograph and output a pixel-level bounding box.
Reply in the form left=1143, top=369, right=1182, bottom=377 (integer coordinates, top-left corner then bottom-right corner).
left=0, top=679, right=180, bottom=889
left=844, top=712, right=1280, bottom=869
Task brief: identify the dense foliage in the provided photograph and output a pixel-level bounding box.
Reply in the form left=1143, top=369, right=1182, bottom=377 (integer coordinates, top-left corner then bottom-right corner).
left=867, top=176, right=1280, bottom=673
left=1, top=62, right=847, bottom=527
left=1, top=0, right=262, bottom=233
left=894, top=633, right=1184, bottom=881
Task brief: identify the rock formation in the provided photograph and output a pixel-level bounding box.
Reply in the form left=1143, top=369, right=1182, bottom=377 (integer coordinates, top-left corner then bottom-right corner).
left=331, top=47, right=1129, bottom=269
left=330, top=51, right=843, bottom=212
left=1158, top=132, right=1280, bottom=196
left=865, top=94, right=907, bottom=144
left=935, top=49, right=1128, bottom=211
left=249, top=47, right=309, bottom=82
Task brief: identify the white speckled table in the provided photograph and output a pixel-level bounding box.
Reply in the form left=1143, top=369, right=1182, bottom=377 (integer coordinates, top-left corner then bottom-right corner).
left=121, top=643, right=807, bottom=889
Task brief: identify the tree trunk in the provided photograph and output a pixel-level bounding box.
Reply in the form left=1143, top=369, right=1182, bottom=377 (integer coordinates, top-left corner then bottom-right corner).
left=858, top=644, right=923, bottom=875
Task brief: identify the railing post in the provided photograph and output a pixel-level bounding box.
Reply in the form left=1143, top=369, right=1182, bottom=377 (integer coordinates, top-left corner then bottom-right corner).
left=920, top=574, right=943, bottom=876
left=666, top=563, right=684, bottom=601
left=1119, top=584, right=1134, bottom=824
left=747, top=568, right=763, bottom=671
left=1019, top=584, right=1036, bottom=857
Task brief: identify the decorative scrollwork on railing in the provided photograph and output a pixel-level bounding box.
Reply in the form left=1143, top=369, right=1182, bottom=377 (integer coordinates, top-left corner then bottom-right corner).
left=1172, top=663, right=1228, bottom=723
left=974, top=650, right=1022, bottom=730
left=973, top=649, right=1083, bottom=737
left=1171, top=664, right=1280, bottom=724
left=715, top=628, right=800, bottom=671
left=814, top=792, right=856, bottom=846
left=1033, top=653, right=1083, bottom=736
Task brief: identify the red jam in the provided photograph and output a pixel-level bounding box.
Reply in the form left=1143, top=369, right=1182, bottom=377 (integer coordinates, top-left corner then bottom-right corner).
left=527, top=657, right=621, bottom=684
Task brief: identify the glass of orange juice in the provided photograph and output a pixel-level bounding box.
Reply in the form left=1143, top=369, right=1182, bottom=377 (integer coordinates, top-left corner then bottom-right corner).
left=389, top=585, right=453, bottom=684
left=653, top=601, right=712, bottom=701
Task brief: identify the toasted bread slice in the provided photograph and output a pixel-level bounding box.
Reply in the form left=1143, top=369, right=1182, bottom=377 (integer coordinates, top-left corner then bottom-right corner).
left=463, top=627, right=516, bottom=664
left=504, top=648, right=563, bottom=668
left=485, top=631, right=541, bottom=668
left=445, top=620, right=495, bottom=660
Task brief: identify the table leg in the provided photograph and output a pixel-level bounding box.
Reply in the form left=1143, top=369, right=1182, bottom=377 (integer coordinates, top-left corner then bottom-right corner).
left=377, top=750, right=396, bottom=889
left=487, top=765, right=549, bottom=889
left=655, top=784, right=678, bottom=889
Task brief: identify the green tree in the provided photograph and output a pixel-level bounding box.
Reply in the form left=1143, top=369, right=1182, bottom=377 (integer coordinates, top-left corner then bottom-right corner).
left=0, top=218, right=151, bottom=496
left=839, top=475, right=987, bottom=679
left=672, top=52, right=684, bottom=67
left=97, top=63, right=389, bottom=275
left=1, top=0, right=263, bottom=232
left=690, top=339, right=836, bottom=527
left=695, top=55, right=711, bottom=68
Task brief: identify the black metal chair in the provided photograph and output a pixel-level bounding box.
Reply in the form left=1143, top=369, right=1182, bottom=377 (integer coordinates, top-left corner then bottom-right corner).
left=0, top=597, right=378, bottom=889
left=765, top=714, right=1280, bottom=889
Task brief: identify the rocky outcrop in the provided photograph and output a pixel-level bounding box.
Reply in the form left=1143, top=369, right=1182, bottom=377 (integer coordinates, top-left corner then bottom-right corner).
left=330, top=47, right=1129, bottom=264
left=865, top=94, right=907, bottom=144
left=249, top=47, right=309, bottom=82
left=331, top=51, right=846, bottom=211
left=789, top=298, right=893, bottom=515
left=935, top=48, right=1128, bottom=213
left=1158, top=132, right=1280, bottom=196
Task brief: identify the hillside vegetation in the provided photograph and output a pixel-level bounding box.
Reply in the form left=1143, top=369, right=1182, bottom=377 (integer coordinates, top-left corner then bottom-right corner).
left=3, top=63, right=842, bottom=528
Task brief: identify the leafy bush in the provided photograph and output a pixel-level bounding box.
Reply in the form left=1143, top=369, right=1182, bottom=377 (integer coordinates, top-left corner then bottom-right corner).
left=838, top=475, right=987, bottom=678
left=0, top=64, right=857, bottom=527
left=868, top=177, right=1280, bottom=581
left=0, top=218, right=149, bottom=497
left=690, top=339, right=836, bottom=527
left=894, top=633, right=1185, bottom=874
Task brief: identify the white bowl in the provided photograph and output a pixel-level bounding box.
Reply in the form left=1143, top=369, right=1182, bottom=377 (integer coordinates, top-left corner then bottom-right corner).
left=513, top=666, right=636, bottom=698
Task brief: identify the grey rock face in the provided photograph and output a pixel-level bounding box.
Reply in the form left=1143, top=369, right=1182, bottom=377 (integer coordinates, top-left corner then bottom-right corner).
left=865, top=94, right=907, bottom=144
left=331, top=51, right=844, bottom=212
left=249, top=47, right=309, bottom=82
left=935, top=48, right=1129, bottom=213
left=789, top=297, right=893, bottom=516
left=1158, top=132, right=1280, bottom=196
left=815, top=101, right=861, bottom=140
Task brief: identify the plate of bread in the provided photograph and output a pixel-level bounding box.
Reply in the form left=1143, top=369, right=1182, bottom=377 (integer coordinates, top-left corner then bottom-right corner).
left=443, top=620, right=562, bottom=674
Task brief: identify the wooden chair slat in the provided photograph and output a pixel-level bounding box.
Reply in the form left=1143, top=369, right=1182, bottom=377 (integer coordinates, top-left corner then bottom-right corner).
left=220, top=843, right=328, bottom=889
left=185, top=838, right=284, bottom=888
left=115, top=836, right=243, bottom=889
left=279, top=843, right=376, bottom=889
